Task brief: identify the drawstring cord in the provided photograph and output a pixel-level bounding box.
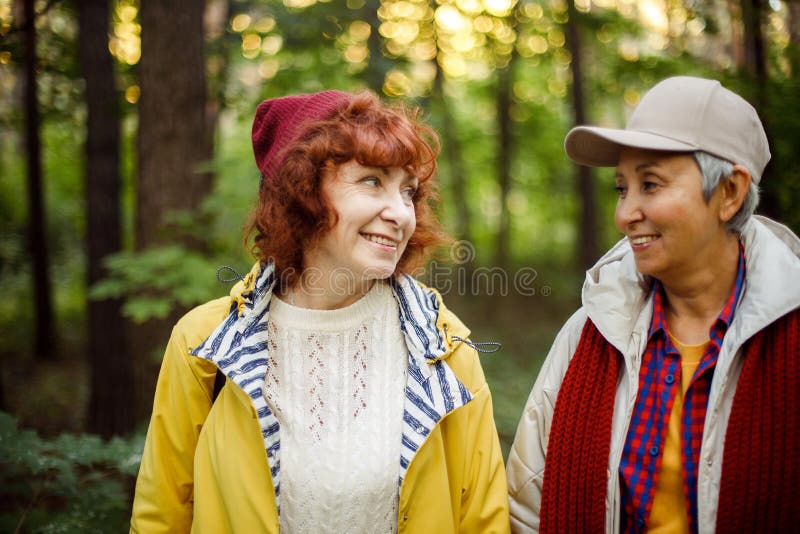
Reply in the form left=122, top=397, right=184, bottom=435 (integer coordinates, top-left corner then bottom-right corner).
left=216, top=265, right=245, bottom=283
left=451, top=335, right=502, bottom=353
left=444, top=324, right=502, bottom=354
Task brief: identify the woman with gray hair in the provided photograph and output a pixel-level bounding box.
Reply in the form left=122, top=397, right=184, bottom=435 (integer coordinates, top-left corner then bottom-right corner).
left=507, top=76, right=800, bottom=533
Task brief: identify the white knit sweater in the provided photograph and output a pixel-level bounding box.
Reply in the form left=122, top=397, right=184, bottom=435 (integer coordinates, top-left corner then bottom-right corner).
left=265, top=283, right=407, bottom=533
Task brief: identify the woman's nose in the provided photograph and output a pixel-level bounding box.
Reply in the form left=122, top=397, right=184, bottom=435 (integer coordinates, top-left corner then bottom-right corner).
left=381, top=191, right=414, bottom=227
left=615, top=192, right=644, bottom=231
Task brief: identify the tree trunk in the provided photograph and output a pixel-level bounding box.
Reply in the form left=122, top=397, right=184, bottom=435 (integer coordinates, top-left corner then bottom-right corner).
left=77, top=0, right=135, bottom=438
left=788, top=0, right=800, bottom=76
left=493, top=59, right=514, bottom=270
left=566, top=0, right=599, bottom=269
left=729, top=0, right=746, bottom=69
left=362, top=0, right=389, bottom=93
left=135, top=0, right=212, bottom=420
left=741, top=0, right=767, bottom=80
left=22, top=0, right=56, bottom=361
left=204, top=0, right=231, bottom=172
left=741, top=0, right=778, bottom=217
left=138, top=1, right=211, bottom=249
left=432, top=64, right=472, bottom=246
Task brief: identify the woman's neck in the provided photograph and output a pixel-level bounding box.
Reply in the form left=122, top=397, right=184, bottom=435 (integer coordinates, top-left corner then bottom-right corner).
left=279, top=275, right=377, bottom=310
left=661, top=235, right=740, bottom=344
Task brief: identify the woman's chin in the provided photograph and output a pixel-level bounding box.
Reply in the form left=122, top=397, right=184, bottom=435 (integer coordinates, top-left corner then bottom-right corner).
left=361, top=267, right=396, bottom=282
left=355, top=260, right=400, bottom=281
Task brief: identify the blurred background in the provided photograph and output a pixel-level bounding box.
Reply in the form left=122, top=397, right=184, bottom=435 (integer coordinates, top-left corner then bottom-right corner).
left=1, top=0, right=799, bottom=530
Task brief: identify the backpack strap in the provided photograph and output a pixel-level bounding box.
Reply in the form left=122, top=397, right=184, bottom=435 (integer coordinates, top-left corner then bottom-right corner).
left=212, top=368, right=226, bottom=402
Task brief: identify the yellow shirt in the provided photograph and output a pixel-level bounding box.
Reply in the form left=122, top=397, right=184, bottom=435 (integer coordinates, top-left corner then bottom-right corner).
left=648, top=334, right=709, bottom=534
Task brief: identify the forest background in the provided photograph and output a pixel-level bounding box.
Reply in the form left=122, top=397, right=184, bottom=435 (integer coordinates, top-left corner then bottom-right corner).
left=1, top=0, right=799, bottom=531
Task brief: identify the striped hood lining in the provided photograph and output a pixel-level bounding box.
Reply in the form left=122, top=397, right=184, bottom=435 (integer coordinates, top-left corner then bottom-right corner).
left=190, top=263, right=473, bottom=506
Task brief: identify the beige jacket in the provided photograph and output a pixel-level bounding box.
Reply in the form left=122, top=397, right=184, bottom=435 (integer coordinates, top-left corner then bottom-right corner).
left=506, top=216, right=800, bottom=533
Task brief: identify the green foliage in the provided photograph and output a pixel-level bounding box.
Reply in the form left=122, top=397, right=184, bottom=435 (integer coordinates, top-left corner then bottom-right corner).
left=3, top=0, right=800, bottom=457
left=0, top=113, right=88, bottom=355
left=765, top=78, right=800, bottom=232
left=0, top=412, right=143, bottom=533
left=90, top=245, right=234, bottom=323
left=88, top=117, right=260, bottom=324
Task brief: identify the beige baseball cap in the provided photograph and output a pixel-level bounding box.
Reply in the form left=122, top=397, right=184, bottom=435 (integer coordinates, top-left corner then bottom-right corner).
left=564, top=76, right=771, bottom=183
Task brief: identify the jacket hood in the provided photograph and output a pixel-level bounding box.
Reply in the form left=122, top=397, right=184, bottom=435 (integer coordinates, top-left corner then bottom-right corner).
left=582, top=215, right=800, bottom=353
left=223, top=262, right=472, bottom=370
left=728, top=216, right=800, bottom=344
left=191, top=262, right=474, bottom=505
left=581, top=236, right=653, bottom=353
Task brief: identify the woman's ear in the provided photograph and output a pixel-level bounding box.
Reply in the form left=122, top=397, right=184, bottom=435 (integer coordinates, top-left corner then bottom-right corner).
left=718, top=165, right=751, bottom=223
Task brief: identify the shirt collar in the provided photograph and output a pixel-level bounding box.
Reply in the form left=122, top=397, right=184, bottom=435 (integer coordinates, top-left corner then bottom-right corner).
left=648, top=242, right=746, bottom=340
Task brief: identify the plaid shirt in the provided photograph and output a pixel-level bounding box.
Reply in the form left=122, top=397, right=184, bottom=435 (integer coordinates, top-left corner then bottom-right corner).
left=619, top=246, right=745, bottom=534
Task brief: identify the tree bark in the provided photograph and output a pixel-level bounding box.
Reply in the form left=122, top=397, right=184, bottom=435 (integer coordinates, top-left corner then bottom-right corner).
left=137, top=1, right=211, bottom=249
left=204, top=0, right=231, bottom=175
left=432, top=64, right=472, bottom=246
left=729, top=0, right=746, bottom=69
left=493, top=58, right=514, bottom=270
left=741, top=0, right=767, bottom=80
left=566, top=0, right=599, bottom=269
left=77, top=0, right=135, bottom=438
left=740, top=0, right=778, bottom=217
left=22, top=0, right=56, bottom=361
left=135, top=0, right=212, bottom=419
left=362, top=0, right=389, bottom=93
left=788, top=0, right=800, bottom=76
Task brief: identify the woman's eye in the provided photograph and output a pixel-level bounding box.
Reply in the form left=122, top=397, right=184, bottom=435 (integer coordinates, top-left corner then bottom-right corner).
left=362, top=177, right=380, bottom=187
left=614, top=185, right=627, bottom=197
left=642, top=181, right=658, bottom=192
left=402, top=186, right=417, bottom=201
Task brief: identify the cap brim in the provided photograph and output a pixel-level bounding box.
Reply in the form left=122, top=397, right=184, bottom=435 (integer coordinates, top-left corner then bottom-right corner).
left=564, top=126, right=699, bottom=167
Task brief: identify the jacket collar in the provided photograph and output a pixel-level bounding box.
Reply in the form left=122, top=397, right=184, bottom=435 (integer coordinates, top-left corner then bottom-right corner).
left=582, top=215, right=800, bottom=358
left=581, top=237, right=653, bottom=354
left=190, top=262, right=473, bottom=505
left=727, top=216, right=800, bottom=347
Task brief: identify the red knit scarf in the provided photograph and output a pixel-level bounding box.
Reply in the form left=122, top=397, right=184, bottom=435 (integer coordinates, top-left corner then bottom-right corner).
left=540, top=309, right=800, bottom=533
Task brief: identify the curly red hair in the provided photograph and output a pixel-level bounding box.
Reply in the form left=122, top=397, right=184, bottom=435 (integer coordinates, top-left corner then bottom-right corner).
left=246, top=91, right=447, bottom=287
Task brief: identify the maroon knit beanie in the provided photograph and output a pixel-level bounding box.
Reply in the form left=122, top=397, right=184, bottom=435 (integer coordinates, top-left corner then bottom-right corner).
left=251, top=90, right=353, bottom=181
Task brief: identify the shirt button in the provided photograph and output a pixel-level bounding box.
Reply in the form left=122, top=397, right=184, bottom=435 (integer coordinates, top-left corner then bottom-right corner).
left=636, top=516, right=645, bottom=527
left=665, top=373, right=675, bottom=384
left=650, top=445, right=659, bottom=456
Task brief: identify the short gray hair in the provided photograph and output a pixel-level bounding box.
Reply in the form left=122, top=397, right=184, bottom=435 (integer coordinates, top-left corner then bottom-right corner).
left=693, top=151, right=759, bottom=233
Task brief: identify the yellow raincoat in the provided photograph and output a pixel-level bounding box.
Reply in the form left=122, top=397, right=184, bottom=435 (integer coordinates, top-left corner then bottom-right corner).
left=131, top=263, right=509, bottom=533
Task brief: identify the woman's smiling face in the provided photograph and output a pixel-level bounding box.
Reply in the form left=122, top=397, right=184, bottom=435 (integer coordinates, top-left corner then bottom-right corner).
left=303, top=159, right=418, bottom=288
left=614, top=147, right=729, bottom=286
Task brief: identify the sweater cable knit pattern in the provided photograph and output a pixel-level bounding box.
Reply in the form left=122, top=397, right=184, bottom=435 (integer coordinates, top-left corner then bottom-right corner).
left=266, top=284, right=407, bottom=534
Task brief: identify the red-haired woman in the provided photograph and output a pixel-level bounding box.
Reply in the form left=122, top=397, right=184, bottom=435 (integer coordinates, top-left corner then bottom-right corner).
left=130, top=90, right=510, bottom=533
